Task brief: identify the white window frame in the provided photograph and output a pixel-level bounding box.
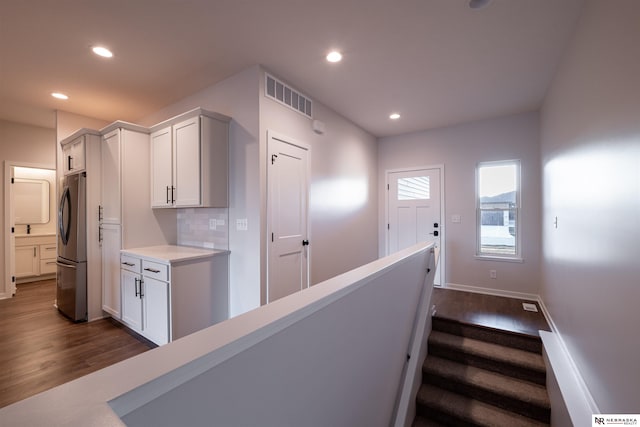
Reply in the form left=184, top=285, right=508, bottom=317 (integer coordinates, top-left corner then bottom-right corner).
left=475, top=159, right=522, bottom=262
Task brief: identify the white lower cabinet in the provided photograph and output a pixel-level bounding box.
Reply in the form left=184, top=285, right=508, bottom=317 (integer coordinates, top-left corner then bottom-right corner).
left=141, top=276, right=169, bottom=345
left=118, top=246, right=229, bottom=346
left=120, top=255, right=170, bottom=345
left=15, top=235, right=57, bottom=282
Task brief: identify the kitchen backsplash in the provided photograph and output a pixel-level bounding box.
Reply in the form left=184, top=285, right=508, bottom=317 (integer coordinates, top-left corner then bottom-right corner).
left=177, top=208, right=229, bottom=250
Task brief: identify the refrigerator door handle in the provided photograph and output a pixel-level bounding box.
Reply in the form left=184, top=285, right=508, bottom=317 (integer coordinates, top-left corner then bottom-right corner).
left=56, top=261, right=77, bottom=269
left=58, top=186, right=72, bottom=245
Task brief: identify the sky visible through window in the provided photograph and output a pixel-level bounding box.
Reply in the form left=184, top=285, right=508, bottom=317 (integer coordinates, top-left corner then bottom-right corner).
left=479, top=164, right=516, bottom=197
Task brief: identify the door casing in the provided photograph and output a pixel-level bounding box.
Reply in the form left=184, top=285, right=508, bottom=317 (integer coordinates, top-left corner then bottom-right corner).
left=385, top=165, right=445, bottom=286
left=266, top=130, right=311, bottom=303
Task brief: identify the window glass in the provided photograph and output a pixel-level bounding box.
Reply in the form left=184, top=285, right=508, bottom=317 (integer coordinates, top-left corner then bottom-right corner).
left=398, top=176, right=430, bottom=201
left=477, top=161, right=519, bottom=257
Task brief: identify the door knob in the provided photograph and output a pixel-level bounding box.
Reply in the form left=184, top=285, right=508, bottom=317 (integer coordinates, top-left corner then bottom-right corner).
left=302, top=239, right=309, bottom=246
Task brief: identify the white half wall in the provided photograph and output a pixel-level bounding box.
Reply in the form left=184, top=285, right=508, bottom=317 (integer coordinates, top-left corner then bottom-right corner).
left=540, top=0, right=640, bottom=413
left=378, top=112, right=542, bottom=295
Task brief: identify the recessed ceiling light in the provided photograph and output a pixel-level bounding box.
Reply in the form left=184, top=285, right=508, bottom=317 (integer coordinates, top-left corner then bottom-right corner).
left=92, top=46, right=113, bottom=58
left=468, top=0, right=492, bottom=10
left=326, top=51, right=342, bottom=63
left=389, top=113, right=401, bottom=120
left=51, top=92, right=69, bottom=100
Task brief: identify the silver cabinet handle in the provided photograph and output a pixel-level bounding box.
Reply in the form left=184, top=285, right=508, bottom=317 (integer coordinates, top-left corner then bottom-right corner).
left=122, top=262, right=135, bottom=267
left=144, top=267, right=161, bottom=274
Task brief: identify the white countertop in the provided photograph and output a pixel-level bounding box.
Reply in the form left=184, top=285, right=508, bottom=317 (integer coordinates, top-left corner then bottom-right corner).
left=121, top=245, right=229, bottom=264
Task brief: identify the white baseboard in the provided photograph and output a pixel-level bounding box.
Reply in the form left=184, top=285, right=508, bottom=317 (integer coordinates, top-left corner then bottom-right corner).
left=444, top=282, right=540, bottom=303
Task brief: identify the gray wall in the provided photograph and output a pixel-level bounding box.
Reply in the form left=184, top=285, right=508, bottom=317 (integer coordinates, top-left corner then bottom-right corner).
left=259, top=68, right=379, bottom=290
left=139, top=65, right=262, bottom=317
left=138, top=66, right=378, bottom=315
left=378, top=112, right=542, bottom=295
left=0, top=119, right=56, bottom=296
left=540, top=0, right=640, bottom=412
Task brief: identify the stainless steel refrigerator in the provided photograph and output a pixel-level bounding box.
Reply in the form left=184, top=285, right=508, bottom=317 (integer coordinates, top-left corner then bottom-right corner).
left=56, top=172, right=87, bottom=322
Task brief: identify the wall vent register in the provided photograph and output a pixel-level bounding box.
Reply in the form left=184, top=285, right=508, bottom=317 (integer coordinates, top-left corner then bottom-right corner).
left=265, top=73, right=313, bottom=119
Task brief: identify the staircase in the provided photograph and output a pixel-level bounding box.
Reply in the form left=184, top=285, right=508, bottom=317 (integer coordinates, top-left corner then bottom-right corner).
left=413, top=316, right=551, bottom=426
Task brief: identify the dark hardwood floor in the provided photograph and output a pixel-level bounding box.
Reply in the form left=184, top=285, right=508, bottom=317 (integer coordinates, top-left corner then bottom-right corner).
left=432, top=287, right=551, bottom=336
left=0, top=279, right=154, bottom=408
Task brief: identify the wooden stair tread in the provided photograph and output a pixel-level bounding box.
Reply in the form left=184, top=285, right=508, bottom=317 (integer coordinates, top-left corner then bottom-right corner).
left=417, top=384, right=549, bottom=427
left=429, top=330, right=546, bottom=373
left=423, top=356, right=550, bottom=410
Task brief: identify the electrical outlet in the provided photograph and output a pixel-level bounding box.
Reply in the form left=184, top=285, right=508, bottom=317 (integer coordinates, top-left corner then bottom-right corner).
left=489, top=269, right=497, bottom=279
left=209, top=219, right=217, bottom=230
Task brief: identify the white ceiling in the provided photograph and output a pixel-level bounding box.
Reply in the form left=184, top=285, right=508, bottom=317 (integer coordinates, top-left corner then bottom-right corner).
left=0, top=0, right=585, bottom=137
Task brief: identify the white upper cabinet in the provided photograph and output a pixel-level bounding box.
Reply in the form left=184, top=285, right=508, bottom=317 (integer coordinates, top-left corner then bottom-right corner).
left=61, top=135, right=86, bottom=175
left=173, top=116, right=201, bottom=207
left=150, top=109, right=230, bottom=208
left=101, top=129, right=122, bottom=224
left=150, top=126, right=173, bottom=207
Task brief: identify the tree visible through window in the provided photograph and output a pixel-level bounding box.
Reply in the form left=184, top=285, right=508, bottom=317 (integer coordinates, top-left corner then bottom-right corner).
left=476, top=161, right=520, bottom=258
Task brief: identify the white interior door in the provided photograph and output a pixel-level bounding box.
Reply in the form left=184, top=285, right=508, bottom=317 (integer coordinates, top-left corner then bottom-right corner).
left=267, top=132, right=309, bottom=303
left=387, top=168, right=443, bottom=285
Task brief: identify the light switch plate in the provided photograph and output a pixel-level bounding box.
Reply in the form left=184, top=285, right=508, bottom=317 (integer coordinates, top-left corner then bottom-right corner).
left=217, top=219, right=225, bottom=226
left=236, top=218, right=248, bottom=231
left=209, top=219, right=217, bottom=230
left=451, top=214, right=461, bottom=223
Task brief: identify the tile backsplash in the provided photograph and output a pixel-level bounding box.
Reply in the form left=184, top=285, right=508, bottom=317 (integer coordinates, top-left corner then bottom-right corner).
left=177, top=208, right=228, bottom=250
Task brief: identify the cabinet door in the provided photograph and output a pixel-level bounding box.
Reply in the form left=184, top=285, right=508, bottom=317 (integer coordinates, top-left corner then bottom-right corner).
left=102, top=224, right=122, bottom=317
left=143, top=277, right=170, bottom=345
left=15, top=245, right=39, bottom=278
left=121, top=269, right=142, bottom=332
left=71, top=138, right=86, bottom=172
left=63, top=137, right=86, bottom=174
left=150, top=126, right=173, bottom=207
left=101, top=130, right=121, bottom=223
left=62, top=144, right=73, bottom=175
left=173, top=116, right=201, bottom=207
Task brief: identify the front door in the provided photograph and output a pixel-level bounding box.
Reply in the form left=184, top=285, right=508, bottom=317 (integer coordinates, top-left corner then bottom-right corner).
left=267, top=132, right=310, bottom=302
left=387, top=167, right=443, bottom=285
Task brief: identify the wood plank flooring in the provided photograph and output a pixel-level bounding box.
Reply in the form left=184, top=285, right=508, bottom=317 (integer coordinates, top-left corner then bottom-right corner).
left=432, top=287, right=551, bottom=337
left=0, top=279, right=154, bottom=408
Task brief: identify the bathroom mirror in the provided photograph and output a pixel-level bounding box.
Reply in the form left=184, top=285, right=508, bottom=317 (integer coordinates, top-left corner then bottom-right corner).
left=14, top=178, right=50, bottom=224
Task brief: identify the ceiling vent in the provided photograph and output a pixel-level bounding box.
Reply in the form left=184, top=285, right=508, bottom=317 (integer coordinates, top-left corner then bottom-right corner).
left=265, top=73, right=313, bottom=119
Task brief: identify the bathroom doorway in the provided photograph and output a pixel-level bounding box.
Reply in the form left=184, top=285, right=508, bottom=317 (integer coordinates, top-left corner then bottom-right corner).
left=3, top=162, right=56, bottom=298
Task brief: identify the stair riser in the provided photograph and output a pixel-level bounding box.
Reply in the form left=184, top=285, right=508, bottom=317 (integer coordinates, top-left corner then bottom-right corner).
left=427, top=344, right=546, bottom=385
left=423, top=372, right=551, bottom=423
left=416, top=405, right=481, bottom=427
left=432, top=318, right=542, bottom=354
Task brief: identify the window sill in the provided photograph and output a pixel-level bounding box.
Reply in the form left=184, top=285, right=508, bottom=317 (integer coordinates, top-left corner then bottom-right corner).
left=474, top=255, right=523, bottom=263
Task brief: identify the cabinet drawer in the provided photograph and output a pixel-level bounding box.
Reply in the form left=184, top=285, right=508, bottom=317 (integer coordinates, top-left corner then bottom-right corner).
left=39, top=244, right=57, bottom=260
left=141, top=260, right=168, bottom=282
left=40, top=259, right=57, bottom=275
left=121, top=255, right=141, bottom=273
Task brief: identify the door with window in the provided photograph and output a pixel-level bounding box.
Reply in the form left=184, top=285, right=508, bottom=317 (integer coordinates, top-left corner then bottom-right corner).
left=267, top=132, right=310, bottom=303
left=387, top=168, right=443, bottom=285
